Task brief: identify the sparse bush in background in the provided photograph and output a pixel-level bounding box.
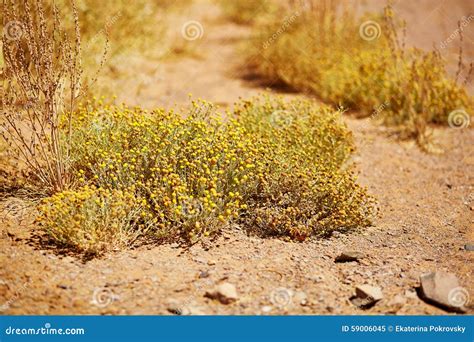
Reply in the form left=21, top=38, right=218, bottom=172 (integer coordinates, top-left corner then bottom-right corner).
left=46, top=0, right=173, bottom=57
left=0, top=0, right=185, bottom=71
left=44, top=0, right=191, bottom=98
left=36, top=96, right=375, bottom=254
left=245, top=1, right=473, bottom=149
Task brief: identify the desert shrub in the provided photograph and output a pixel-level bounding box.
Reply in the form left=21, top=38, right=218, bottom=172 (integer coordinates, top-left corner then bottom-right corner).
left=38, top=99, right=265, bottom=250
left=234, top=95, right=376, bottom=239
left=36, top=95, right=375, bottom=253
left=37, top=186, right=154, bottom=255
left=246, top=1, right=473, bottom=148
left=0, top=0, right=169, bottom=62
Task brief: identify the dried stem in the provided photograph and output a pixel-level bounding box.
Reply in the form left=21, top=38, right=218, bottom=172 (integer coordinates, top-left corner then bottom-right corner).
left=1, top=0, right=85, bottom=193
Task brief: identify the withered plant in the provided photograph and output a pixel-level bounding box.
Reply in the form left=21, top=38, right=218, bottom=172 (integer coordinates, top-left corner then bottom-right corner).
left=1, top=0, right=105, bottom=193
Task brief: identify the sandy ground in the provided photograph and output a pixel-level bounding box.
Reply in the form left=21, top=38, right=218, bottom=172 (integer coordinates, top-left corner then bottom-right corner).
left=0, top=0, right=473, bottom=315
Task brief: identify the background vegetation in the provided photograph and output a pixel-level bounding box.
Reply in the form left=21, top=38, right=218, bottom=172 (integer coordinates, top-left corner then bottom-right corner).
left=239, top=0, right=473, bottom=149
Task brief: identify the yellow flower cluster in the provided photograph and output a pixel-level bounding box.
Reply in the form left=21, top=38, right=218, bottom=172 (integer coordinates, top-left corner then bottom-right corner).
left=37, top=95, right=375, bottom=253
left=37, top=186, right=152, bottom=255
left=235, top=95, right=376, bottom=240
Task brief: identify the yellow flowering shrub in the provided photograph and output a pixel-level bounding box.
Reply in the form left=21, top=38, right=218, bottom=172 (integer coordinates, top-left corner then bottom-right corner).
left=235, top=95, right=376, bottom=239
left=36, top=95, right=375, bottom=253
left=246, top=4, right=473, bottom=148
left=37, top=186, right=153, bottom=255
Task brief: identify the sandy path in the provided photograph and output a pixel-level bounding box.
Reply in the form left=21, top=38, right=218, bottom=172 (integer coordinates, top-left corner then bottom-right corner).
left=114, top=1, right=266, bottom=109
left=0, top=0, right=472, bottom=315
